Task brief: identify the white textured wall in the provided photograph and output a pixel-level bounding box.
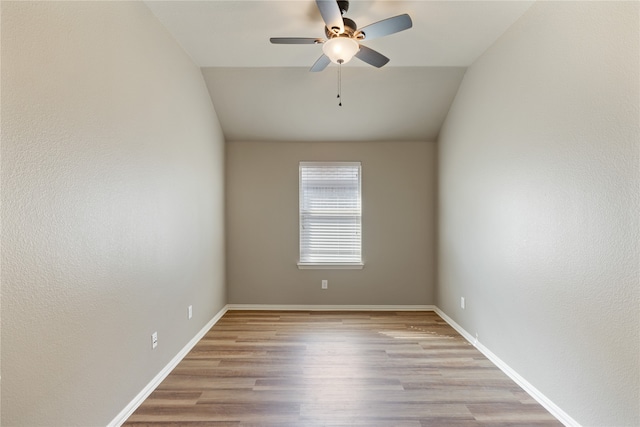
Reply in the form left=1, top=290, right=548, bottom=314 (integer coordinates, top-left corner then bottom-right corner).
left=226, top=141, right=436, bottom=305
left=1, top=2, right=226, bottom=426
left=438, top=2, right=639, bottom=426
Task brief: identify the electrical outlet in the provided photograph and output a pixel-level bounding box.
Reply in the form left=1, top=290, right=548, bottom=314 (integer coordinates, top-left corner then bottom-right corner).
left=461, top=297, right=465, bottom=309
left=152, top=332, right=158, bottom=349
left=322, top=280, right=328, bottom=289
left=188, top=305, right=193, bottom=320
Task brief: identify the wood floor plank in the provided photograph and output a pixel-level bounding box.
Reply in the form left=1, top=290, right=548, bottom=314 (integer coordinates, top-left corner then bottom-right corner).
left=124, top=311, right=561, bottom=426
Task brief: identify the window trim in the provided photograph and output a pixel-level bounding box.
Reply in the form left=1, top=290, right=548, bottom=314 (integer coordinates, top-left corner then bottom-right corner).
left=297, top=262, right=364, bottom=270
left=297, top=161, right=364, bottom=270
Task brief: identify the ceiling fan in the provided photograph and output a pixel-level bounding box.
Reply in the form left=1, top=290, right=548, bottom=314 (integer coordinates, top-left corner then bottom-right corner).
left=270, top=0, right=413, bottom=72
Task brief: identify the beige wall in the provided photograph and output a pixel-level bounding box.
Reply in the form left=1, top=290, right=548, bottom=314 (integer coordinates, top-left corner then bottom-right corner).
left=437, top=2, right=639, bottom=425
left=1, top=2, right=226, bottom=425
left=226, top=141, right=436, bottom=305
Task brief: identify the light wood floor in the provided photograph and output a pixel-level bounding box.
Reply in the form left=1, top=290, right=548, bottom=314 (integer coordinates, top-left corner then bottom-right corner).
left=124, top=310, right=561, bottom=426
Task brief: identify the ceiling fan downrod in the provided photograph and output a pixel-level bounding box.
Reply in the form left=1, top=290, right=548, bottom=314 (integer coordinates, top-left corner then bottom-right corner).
left=337, top=0, right=349, bottom=16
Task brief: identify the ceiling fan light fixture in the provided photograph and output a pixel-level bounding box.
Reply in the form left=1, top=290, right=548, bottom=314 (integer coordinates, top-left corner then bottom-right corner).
left=322, top=37, right=359, bottom=64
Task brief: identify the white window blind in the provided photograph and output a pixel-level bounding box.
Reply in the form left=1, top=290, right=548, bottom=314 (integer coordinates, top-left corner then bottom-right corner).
left=299, top=162, right=362, bottom=267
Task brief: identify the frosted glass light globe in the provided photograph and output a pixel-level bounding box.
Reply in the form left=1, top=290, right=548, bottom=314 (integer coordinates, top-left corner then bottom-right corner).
left=322, top=37, right=359, bottom=64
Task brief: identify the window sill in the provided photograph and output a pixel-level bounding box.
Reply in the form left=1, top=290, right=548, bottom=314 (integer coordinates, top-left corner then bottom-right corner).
left=297, top=262, right=364, bottom=270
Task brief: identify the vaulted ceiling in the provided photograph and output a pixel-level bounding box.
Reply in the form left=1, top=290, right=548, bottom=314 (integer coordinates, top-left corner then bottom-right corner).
left=144, top=1, right=534, bottom=141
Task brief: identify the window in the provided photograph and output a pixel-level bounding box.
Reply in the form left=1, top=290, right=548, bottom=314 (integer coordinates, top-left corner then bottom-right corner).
left=298, top=162, right=363, bottom=269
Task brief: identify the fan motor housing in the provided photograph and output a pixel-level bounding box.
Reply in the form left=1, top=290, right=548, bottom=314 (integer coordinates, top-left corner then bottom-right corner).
left=325, top=17, right=361, bottom=39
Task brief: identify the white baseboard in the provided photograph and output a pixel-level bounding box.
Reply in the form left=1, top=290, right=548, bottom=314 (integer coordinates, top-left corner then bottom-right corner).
left=226, top=304, right=436, bottom=311
left=107, top=305, right=229, bottom=427
left=433, top=307, right=580, bottom=427
left=110, top=303, right=577, bottom=427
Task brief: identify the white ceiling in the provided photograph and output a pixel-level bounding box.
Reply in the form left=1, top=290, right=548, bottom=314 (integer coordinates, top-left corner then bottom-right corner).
left=145, top=0, right=534, bottom=141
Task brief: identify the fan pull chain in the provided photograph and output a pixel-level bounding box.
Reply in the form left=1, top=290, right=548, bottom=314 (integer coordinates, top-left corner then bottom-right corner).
left=337, top=59, right=343, bottom=107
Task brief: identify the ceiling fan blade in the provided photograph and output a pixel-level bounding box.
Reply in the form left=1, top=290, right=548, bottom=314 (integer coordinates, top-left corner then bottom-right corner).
left=354, top=45, right=390, bottom=68
left=270, top=37, right=324, bottom=44
left=310, top=54, right=331, bottom=72
left=358, top=14, right=413, bottom=40
left=316, top=0, right=344, bottom=35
